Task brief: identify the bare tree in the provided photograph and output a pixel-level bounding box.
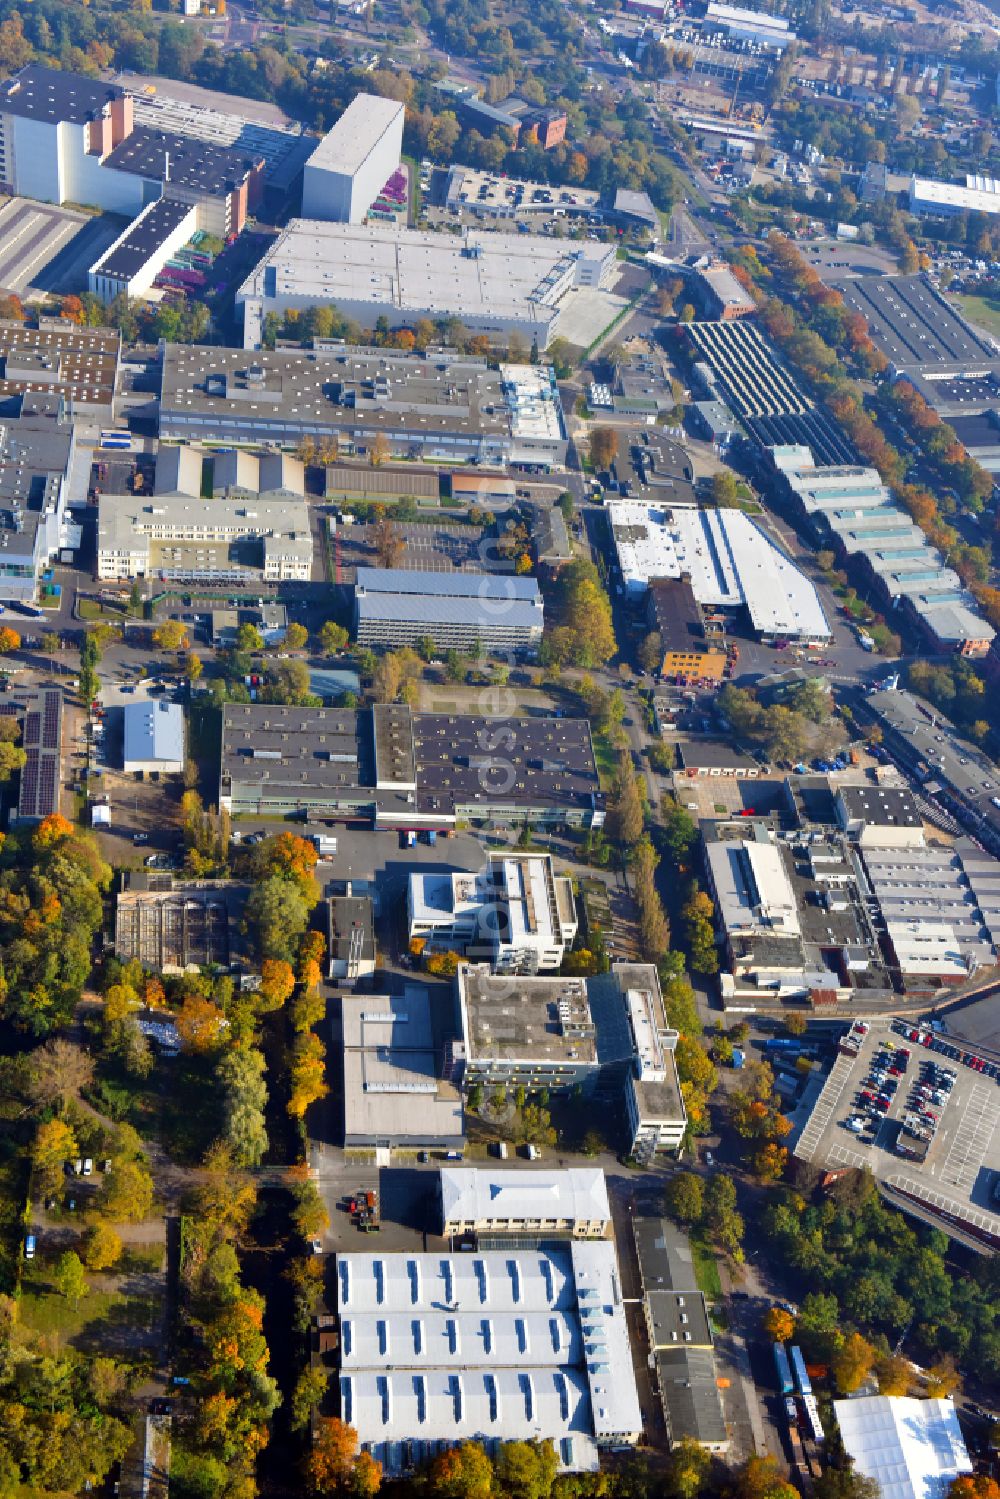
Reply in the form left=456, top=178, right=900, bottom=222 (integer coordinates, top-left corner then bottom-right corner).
left=373, top=517, right=405, bottom=569
left=29, top=1039, right=93, bottom=1113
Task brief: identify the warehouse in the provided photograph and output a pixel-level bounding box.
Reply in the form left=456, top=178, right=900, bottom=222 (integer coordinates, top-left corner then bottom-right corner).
left=354, top=567, right=544, bottom=654
left=684, top=320, right=855, bottom=463
left=341, top=990, right=464, bottom=1150
left=158, top=344, right=568, bottom=469
left=408, top=854, right=577, bottom=972
left=301, top=93, right=404, bottom=223
left=236, top=220, right=616, bottom=349
left=773, top=449, right=994, bottom=656
left=634, top=1217, right=728, bottom=1450
left=826, top=274, right=996, bottom=374
left=337, top=1238, right=642, bottom=1473
left=89, top=196, right=198, bottom=302
left=607, top=499, right=830, bottom=640
left=646, top=578, right=727, bottom=683
left=704, top=2, right=795, bottom=48
left=123, top=699, right=185, bottom=775
left=219, top=703, right=604, bottom=829
left=909, top=174, right=1000, bottom=218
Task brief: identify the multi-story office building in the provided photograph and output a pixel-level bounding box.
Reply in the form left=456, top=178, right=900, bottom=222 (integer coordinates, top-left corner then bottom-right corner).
left=354, top=568, right=543, bottom=655
left=0, top=396, right=78, bottom=602
left=408, top=854, right=578, bottom=973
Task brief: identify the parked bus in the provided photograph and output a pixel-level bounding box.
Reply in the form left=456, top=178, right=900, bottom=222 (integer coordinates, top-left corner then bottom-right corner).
left=99, top=430, right=131, bottom=451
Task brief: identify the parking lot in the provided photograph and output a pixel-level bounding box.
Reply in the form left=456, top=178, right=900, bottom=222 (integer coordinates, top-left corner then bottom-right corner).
left=0, top=197, right=126, bottom=297
left=794, top=1019, right=1000, bottom=1240
left=332, top=520, right=499, bottom=580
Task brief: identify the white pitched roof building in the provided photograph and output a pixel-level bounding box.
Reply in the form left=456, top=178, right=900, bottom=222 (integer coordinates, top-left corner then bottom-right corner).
left=439, top=1167, right=611, bottom=1238
left=834, top=1397, right=972, bottom=1499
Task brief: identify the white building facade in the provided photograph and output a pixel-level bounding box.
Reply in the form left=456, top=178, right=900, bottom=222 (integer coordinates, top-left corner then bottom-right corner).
left=301, top=93, right=404, bottom=223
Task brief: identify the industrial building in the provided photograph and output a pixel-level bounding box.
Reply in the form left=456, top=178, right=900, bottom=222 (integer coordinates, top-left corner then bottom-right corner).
left=336, top=1238, right=643, bottom=1474
left=646, top=578, right=727, bottom=683
left=89, top=197, right=198, bottom=303
left=0, top=318, right=119, bottom=413
left=354, top=568, right=544, bottom=655
left=157, top=344, right=568, bottom=469
left=97, top=490, right=313, bottom=584
left=0, top=396, right=79, bottom=602
left=122, top=699, right=185, bottom=775
left=866, top=688, right=1000, bottom=858
left=300, top=93, right=404, bottom=223
left=773, top=448, right=994, bottom=656
left=684, top=319, right=855, bottom=464
left=834, top=1398, right=972, bottom=1499
left=327, top=895, right=376, bottom=983
left=909, top=173, right=1000, bottom=218
left=618, top=963, right=687, bottom=1159
left=236, top=220, right=616, bottom=349
left=341, top=989, right=464, bottom=1150
left=219, top=703, right=604, bottom=829
left=438, top=1167, right=611, bottom=1239
left=695, top=261, right=757, bottom=320
left=0, top=66, right=264, bottom=237
left=407, top=854, right=578, bottom=973
left=704, top=2, right=795, bottom=48
left=634, top=1217, right=728, bottom=1450
left=607, top=499, right=830, bottom=640
left=11, top=687, right=63, bottom=824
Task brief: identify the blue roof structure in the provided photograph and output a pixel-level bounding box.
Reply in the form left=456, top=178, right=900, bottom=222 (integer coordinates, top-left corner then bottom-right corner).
left=355, top=568, right=542, bottom=631
left=123, top=699, right=185, bottom=768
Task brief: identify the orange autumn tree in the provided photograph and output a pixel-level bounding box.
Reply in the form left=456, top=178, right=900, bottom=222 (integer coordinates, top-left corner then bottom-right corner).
left=308, top=1418, right=382, bottom=1497
left=175, top=994, right=227, bottom=1053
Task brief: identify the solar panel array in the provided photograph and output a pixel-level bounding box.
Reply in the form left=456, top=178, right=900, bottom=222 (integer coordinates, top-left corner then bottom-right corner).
left=15, top=689, right=62, bottom=822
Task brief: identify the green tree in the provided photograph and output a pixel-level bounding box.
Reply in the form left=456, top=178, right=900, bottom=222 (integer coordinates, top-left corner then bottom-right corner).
left=666, top=1439, right=712, bottom=1499
left=664, top=1171, right=704, bottom=1225
left=217, top=1046, right=269, bottom=1167
left=290, top=1366, right=329, bottom=1431
left=245, top=875, right=312, bottom=963
left=712, top=469, right=740, bottom=507
left=495, top=1441, right=559, bottom=1499
left=319, top=620, right=350, bottom=655
left=55, top=1250, right=88, bottom=1306
left=236, top=622, right=264, bottom=653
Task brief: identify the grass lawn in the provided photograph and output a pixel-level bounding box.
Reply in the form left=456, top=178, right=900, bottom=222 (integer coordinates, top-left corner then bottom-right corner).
left=20, top=1262, right=160, bottom=1350
left=592, top=728, right=619, bottom=790
left=955, top=293, right=1000, bottom=340
left=78, top=599, right=125, bottom=622
left=690, top=1235, right=723, bottom=1301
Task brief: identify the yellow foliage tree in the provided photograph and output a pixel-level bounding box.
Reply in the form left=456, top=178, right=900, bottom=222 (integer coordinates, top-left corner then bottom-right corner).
left=288, top=1032, right=328, bottom=1119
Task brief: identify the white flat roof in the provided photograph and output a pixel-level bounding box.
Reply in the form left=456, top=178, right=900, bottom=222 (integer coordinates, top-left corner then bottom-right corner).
left=834, top=1398, right=972, bottom=1499
left=239, top=221, right=605, bottom=323
left=440, top=1166, right=611, bottom=1227
left=306, top=92, right=403, bottom=176
left=911, top=176, right=1000, bottom=215
left=706, top=1, right=790, bottom=29
left=608, top=500, right=830, bottom=637
left=337, top=1241, right=641, bottom=1466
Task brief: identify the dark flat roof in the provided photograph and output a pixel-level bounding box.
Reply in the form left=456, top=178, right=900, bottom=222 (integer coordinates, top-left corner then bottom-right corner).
left=648, top=577, right=705, bottom=649
left=105, top=123, right=263, bottom=194
left=0, top=65, right=123, bottom=125
left=95, top=197, right=194, bottom=282
left=837, top=782, right=921, bottom=829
